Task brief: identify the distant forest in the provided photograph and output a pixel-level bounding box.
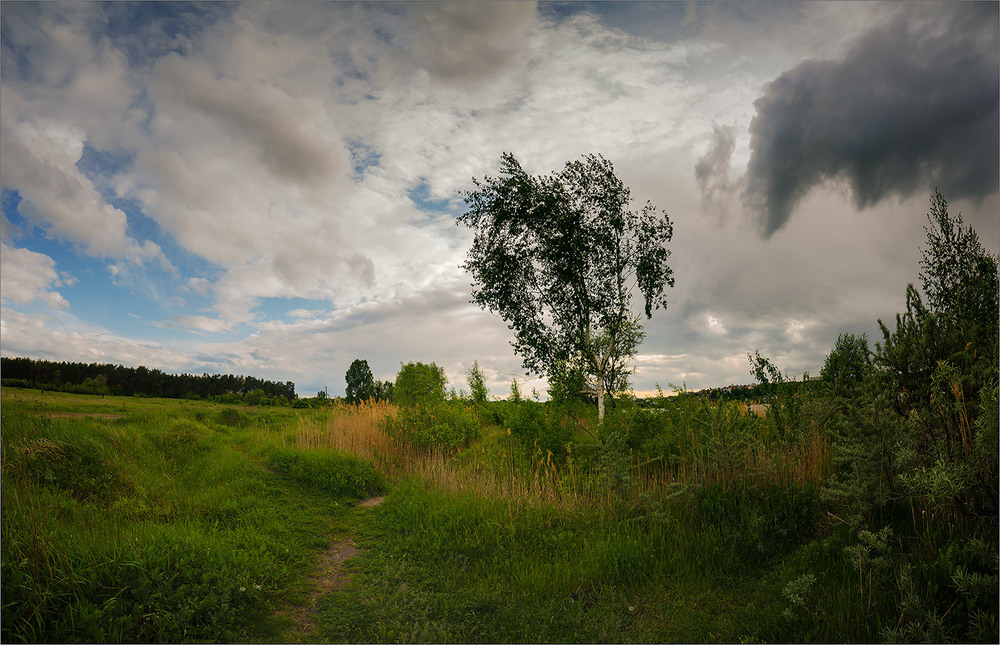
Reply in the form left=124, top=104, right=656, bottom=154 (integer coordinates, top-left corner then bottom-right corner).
left=0, top=357, right=296, bottom=402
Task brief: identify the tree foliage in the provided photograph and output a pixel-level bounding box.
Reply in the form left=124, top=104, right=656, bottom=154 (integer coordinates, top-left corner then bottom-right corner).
left=466, top=360, right=489, bottom=404
left=820, top=332, right=871, bottom=394
left=458, top=152, right=674, bottom=420
left=0, top=357, right=295, bottom=401
left=393, top=361, right=447, bottom=406
left=876, top=190, right=999, bottom=419
left=832, top=190, right=1000, bottom=525
left=345, top=359, right=375, bottom=403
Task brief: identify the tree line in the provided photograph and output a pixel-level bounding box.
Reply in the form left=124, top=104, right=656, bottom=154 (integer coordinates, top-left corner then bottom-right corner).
left=0, top=357, right=296, bottom=402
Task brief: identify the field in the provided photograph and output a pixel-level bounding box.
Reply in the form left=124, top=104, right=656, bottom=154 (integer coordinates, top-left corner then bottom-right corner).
left=2, top=382, right=996, bottom=643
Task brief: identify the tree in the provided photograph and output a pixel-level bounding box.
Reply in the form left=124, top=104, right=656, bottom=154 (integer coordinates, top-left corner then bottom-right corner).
left=547, top=357, right=588, bottom=404
left=868, top=190, right=999, bottom=519
left=393, top=362, right=447, bottom=406
left=918, top=189, right=999, bottom=373
left=459, top=152, right=674, bottom=421
left=372, top=379, right=394, bottom=402
left=467, top=360, right=489, bottom=404
left=820, top=332, right=871, bottom=392
left=345, top=359, right=375, bottom=403
left=246, top=388, right=266, bottom=406
left=508, top=378, right=522, bottom=403
left=877, top=190, right=999, bottom=414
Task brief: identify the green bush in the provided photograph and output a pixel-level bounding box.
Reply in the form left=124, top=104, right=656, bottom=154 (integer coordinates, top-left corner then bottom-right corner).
left=503, top=400, right=577, bottom=458
left=392, top=361, right=447, bottom=406
left=217, top=407, right=244, bottom=426
left=1, top=518, right=278, bottom=643
left=697, top=482, right=818, bottom=568
left=381, top=401, right=478, bottom=451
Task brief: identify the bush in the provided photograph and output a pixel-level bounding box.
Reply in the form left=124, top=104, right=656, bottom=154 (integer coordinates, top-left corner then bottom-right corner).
left=393, top=362, right=447, bottom=406
left=697, top=482, right=818, bottom=568
left=217, top=407, right=244, bottom=427
left=381, top=401, right=478, bottom=451
left=1, top=378, right=34, bottom=389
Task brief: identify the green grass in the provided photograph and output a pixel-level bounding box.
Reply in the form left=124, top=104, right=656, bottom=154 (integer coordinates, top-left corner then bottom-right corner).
left=2, top=387, right=996, bottom=643
left=0, top=390, right=370, bottom=643
left=315, top=476, right=821, bottom=643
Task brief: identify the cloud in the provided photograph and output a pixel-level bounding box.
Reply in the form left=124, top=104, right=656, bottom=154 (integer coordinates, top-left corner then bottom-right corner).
left=694, top=124, right=738, bottom=221
left=0, top=308, right=187, bottom=369
left=0, top=243, right=70, bottom=308
left=0, top=119, right=165, bottom=264
left=7, top=1, right=992, bottom=400
left=740, top=4, right=999, bottom=237
left=151, top=53, right=348, bottom=187
left=159, top=315, right=233, bottom=335
left=403, top=2, right=537, bottom=88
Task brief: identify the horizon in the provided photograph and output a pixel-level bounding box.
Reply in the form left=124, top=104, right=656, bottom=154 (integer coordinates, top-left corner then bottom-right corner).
left=0, top=353, right=822, bottom=401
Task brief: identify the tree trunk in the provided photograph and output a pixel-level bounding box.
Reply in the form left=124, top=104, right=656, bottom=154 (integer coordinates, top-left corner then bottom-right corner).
left=597, top=372, right=606, bottom=423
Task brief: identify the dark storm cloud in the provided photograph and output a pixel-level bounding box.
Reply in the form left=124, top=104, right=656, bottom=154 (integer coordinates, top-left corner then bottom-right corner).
left=695, top=125, right=736, bottom=221
left=741, top=4, right=999, bottom=237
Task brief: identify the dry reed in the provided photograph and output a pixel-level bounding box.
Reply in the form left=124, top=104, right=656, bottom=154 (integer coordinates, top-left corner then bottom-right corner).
left=284, top=401, right=833, bottom=515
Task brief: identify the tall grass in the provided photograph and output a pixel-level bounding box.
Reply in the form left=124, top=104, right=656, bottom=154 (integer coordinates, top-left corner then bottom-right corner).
left=280, top=392, right=852, bottom=642
left=6, top=382, right=986, bottom=643
left=0, top=391, right=374, bottom=643
left=285, top=395, right=831, bottom=517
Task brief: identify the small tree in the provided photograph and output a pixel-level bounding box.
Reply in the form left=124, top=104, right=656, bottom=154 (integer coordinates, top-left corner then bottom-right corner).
left=345, top=359, right=375, bottom=404
left=547, top=357, right=588, bottom=404
left=459, top=152, right=674, bottom=421
left=872, top=190, right=999, bottom=519
left=467, top=360, right=489, bottom=404
left=508, top=378, right=522, bottom=404
left=393, top=362, right=447, bottom=406
left=245, top=388, right=266, bottom=406
left=877, top=190, right=999, bottom=415
left=820, top=332, right=871, bottom=393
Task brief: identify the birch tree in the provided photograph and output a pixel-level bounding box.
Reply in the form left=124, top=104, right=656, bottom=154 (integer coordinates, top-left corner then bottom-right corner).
left=458, top=152, right=674, bottom=421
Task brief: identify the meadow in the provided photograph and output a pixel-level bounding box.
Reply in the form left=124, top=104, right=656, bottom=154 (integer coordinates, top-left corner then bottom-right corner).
left=3, top=366, right=995, bottom=643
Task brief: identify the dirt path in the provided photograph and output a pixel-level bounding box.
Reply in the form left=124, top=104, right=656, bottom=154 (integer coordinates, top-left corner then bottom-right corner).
left=276, top=496, right=384, bottom=640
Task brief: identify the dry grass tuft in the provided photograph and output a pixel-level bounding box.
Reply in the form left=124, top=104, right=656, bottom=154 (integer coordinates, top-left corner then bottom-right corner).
left=285, top=400, right=833, bottom=514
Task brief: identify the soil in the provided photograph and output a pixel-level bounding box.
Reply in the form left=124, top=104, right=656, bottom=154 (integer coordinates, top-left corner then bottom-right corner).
left=277, top=496, right=384, bottom=640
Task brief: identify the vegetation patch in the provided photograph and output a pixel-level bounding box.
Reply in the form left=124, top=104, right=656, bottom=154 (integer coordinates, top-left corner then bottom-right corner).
left=268, top=447, right=387, bottom=500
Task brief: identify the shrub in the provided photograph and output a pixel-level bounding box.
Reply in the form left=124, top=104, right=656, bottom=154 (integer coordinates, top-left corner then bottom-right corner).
left=381, top=401, right=478, bottom=452
left=504, top=400, right=577, bottom=459
left=467, top=360, right=489, bottom=404
left=14, top=436, right=127, bottom=502
left=217, top=407, right=244, bottom=426
left=393, top=361, right=447, bottom=406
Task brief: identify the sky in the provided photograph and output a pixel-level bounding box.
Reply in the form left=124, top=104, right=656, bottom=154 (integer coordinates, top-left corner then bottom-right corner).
left=1, top=1, right=998, bottom=399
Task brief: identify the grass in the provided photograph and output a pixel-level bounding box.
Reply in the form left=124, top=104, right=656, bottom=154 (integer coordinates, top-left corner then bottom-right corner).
left=1, top=390, right=362, bottom=643
left=2, top=387, right=995, bottom=643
